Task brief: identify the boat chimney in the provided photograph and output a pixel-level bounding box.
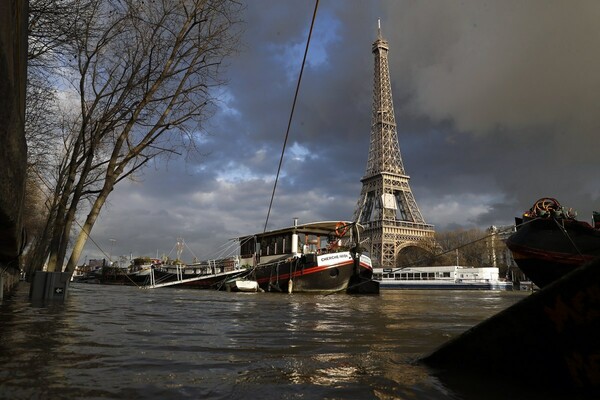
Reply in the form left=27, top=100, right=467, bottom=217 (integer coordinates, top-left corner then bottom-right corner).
left=292, top=217, right=299, bottom=255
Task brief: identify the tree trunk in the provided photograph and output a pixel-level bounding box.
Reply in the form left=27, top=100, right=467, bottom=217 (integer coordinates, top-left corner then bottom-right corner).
left=26, top=186, right=62, bottom=273
left=45, top=161, right=79, bottom=271
left=25, top=216, right=53, bottom=278
left=64, top=183, right=113, bottom=273
left=53, top=143, right=97, bottom=272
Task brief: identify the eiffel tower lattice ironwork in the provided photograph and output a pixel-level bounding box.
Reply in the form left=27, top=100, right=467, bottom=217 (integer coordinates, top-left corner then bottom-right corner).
left=353, top=22, right=436, bottom=268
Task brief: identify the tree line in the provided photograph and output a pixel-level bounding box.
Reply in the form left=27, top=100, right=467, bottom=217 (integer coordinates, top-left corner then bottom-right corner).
left=396, top=227, right=515, bottom=276
left=23, top=0, right=242, bottom=276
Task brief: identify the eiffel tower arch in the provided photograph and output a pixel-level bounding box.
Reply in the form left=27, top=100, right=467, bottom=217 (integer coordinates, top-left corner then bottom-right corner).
left=353, top=22, right=436, bottom=268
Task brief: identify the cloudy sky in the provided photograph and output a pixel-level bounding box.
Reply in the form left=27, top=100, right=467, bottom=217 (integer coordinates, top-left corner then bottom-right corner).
left=82, top=0, right=600, bottom=263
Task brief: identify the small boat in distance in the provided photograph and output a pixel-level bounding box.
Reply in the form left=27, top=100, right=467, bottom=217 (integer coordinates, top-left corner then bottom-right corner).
left=237, top=219, right=378, bottom=294
left=372, top=265, right=513, bottom=290
left=506, top=197, right=600, bottom=288
left=149, top=258, right=249, bottom=289
left=95, top=257, right=160, bottom=285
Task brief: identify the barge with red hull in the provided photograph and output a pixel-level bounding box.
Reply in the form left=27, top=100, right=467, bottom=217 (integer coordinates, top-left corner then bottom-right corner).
left=506, top=197, right=600, bottom=288
left=238, top=220, right=378, bottom=294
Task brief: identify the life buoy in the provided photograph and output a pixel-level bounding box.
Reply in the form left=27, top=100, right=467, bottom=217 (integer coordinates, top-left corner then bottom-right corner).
left=335, top=222, right=349, bottom=238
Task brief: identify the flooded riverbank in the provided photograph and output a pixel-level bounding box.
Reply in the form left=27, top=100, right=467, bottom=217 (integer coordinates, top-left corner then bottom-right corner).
left=0, top=283, right=534, bottom=399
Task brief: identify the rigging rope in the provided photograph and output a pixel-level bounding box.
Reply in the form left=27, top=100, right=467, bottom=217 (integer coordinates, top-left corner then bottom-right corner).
left=552, top=218, right=585, bottom=259
left=263, top=0, right=319, bottom=234
left=386, top=222, right=534, bottom=273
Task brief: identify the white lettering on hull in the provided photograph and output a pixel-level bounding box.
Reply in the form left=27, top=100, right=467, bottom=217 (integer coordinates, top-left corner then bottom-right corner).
left=317, top=252, right=352, bottom=266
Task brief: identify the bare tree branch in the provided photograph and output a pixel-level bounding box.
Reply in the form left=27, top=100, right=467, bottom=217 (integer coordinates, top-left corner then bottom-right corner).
left=24, top=0, right=242, bottom=273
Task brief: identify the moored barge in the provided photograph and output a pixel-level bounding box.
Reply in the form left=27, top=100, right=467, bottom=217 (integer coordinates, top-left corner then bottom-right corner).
left=237, top=219, right=378, bottom=294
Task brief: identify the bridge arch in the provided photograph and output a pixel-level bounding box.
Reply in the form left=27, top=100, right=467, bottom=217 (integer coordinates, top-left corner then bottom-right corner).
left=395, top=241, right=437, bottom=268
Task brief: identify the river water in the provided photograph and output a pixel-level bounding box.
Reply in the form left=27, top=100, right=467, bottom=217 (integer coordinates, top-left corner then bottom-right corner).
left=0, top=283, right=550, bottom=399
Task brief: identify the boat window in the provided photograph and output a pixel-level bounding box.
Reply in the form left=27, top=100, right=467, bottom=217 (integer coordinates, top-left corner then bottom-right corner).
left=240, top=238, right=255, bottom=258
left=443, top=272, right=451, bottom=278
left=276, top=236, right=283, bottom=254
left=260, top=237, right=277, bottom=256
left=306, top=235, right=319, bottom=253
left=283, top=236, right=292, bottom=254
left=260, top=239, right=266, bottom=255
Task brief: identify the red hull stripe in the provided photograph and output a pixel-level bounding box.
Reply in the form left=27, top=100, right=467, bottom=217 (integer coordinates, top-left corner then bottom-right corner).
left=301, top=260, right=354, bottom=276
left=509, top=243, right=595, bottom=266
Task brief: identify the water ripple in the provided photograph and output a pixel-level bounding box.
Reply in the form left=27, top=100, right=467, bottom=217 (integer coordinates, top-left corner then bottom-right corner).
left=0, top=283, right=530, bottom=399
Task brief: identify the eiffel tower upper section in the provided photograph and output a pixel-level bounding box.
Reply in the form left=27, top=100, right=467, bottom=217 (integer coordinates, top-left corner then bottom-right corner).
left=364, top=23, right=406, bottom=179
left=355, top=23, right=430, bottom=226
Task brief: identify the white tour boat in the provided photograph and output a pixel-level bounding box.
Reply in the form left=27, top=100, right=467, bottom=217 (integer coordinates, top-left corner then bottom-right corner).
left=373, top=265, right=513, bottom=290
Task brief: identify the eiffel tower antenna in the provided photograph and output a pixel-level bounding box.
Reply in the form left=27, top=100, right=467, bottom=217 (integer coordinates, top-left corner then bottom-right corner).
left=353, top=21, right=436, bottom=268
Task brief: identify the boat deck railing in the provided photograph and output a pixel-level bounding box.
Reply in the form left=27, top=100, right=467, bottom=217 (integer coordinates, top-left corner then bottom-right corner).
left=141, top=256, right=246, bottom=289
left=142, top=265, right=247, bottom=289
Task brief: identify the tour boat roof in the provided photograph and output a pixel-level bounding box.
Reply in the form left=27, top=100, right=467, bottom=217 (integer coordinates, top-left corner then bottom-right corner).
left=237, top=220, right=362, bottom=240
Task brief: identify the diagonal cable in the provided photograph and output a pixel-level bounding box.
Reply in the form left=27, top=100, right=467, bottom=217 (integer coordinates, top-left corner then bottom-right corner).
left=263, top=0, right=319, bottom=233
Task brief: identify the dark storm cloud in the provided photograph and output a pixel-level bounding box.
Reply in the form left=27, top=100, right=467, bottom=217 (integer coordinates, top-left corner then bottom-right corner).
left=84, top=0, right=600, bottom=262
left=380, top=1, right=600, bottom=221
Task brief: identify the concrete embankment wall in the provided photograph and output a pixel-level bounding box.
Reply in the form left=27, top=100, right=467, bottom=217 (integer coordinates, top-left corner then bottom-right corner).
left=421, top=257, right=600, bottom=393
left=0, top=0, right=28, bottom=297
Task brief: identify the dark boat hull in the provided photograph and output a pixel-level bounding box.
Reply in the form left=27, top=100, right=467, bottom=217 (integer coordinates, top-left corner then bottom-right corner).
left=97, top=268, right=152, bottom=285
left=253, top=253, right=373, bottom=293
left=506, top=217, right=600, bottom=288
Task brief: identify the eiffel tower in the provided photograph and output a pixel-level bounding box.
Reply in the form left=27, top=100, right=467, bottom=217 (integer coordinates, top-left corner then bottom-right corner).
left=353, top=22, right=436, bottom=268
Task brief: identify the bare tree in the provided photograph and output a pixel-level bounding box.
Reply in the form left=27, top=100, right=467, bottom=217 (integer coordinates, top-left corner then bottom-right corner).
left=434, top=228, right=490, bottom=267
left=28, top=0, right=84, bottom=66
left=24, top=0, right=84, bottom=277
left=26, top=0, right=242, bottom=273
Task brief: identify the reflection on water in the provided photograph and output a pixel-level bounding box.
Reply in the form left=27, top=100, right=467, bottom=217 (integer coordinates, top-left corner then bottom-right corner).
left=0, top=283, right=541, bottom=399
